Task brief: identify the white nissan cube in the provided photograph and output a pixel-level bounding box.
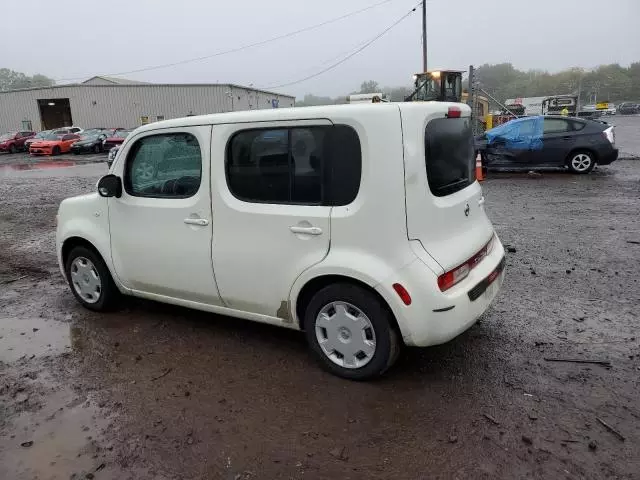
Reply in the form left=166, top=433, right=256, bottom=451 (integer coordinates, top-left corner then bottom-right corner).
left=56, top=102, right=505, bottom=380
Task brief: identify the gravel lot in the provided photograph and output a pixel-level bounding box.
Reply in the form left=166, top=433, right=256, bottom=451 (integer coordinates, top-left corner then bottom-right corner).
left=1, top=127, right=639, bottom=479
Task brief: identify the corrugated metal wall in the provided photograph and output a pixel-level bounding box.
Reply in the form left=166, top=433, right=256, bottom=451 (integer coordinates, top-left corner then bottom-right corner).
left=0, top=84, right=296, bottom=131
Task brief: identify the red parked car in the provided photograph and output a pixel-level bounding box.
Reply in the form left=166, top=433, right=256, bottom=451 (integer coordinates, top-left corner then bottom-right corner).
left=0, top=131, right=36, bottom=153
left=102, top=129, right=132, bottom=151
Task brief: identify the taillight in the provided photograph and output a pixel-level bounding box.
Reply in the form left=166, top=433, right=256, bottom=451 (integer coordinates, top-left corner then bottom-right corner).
left=437, top=263, right=470, bottom=291
left=446, top=107, right=461, bottom=118
left=437, top=235, right=495, bottom=291
left=603, top=126, right=615, bottom=145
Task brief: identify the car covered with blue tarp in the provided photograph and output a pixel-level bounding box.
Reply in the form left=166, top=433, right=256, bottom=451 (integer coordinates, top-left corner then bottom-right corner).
left=475, top=115, right=618, bottom=173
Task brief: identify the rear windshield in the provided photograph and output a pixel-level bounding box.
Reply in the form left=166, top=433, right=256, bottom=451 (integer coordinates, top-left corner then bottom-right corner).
left=424, top=117, right=474, bottom=196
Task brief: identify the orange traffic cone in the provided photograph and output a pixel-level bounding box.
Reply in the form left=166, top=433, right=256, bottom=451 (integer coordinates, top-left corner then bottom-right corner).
left=475, top=152, right=484, bottom=182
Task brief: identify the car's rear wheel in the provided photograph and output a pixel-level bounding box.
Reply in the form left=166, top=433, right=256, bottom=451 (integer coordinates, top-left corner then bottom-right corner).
left=65, top=246, right=120, bottom=311
left=303, top=283, right=400, bottom=380
left=568, top=151, right=595, bottom=174
left=52, top=146, right=61, bottom=156
left=94, top=144, right=101, bottom=154
left=9, top=144, right=16, bottom=154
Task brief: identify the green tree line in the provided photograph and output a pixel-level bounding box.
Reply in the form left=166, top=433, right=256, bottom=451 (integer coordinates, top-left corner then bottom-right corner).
left=297, top=63, right=640, bottom=106
left=296, top=80, right=412, bottom=106
left=474, top=62, right=640, bottom=105
left=0, top=68, right=55, bottom=91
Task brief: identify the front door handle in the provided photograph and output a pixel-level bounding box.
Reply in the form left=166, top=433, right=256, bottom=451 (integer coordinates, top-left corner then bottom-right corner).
left=289, top=226, right=322, bottom=235
left=184, top=218, right=209, bottom=226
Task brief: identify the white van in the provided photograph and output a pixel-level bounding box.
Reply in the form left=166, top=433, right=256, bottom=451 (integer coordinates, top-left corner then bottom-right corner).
left=56, top=102, right=505, bottom=379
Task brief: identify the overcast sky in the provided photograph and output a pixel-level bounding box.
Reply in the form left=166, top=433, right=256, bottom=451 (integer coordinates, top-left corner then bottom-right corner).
left=3, top=0, right=639, bottom=98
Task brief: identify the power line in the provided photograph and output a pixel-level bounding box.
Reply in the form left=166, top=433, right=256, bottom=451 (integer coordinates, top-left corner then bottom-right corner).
left=262, top=2, right=420, bottom=90
left=53, top=0, right=403, bottom=83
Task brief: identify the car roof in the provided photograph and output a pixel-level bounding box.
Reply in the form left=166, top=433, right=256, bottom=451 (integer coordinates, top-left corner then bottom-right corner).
left=134, top=102, right=467, bottom=134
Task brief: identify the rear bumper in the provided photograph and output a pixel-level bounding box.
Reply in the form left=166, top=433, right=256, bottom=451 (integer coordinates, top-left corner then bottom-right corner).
left=597, top=147, right=618, bottom=165
left=377, top=237, right=505, bottom=347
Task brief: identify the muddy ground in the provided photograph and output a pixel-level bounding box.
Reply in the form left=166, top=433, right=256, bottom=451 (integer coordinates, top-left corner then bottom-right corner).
left=1, top=143, right=640, bottom=479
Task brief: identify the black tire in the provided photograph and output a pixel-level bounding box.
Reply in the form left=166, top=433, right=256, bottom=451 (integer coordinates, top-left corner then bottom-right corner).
left=64, top=245, right=121, bottom=312
left=303, top=283, right=401, bottom=380
left=9, top=144, right=16, bottom=154
left=52, top=146, right=61, bottom=156
left=73, top=151, right=79, bottom=155
left=94, top=144, right=102, bottom=154
left=567, top=150, right=595, bottom=174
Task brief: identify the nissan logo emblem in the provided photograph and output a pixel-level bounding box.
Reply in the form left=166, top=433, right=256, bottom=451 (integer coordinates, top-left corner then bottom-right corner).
left=464, top=204, right=470, bottom=217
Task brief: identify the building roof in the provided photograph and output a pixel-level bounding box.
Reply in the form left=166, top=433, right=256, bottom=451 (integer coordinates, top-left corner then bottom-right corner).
left=82, top=75, right=150, bottom=85
left=0, top=82, right=295, bottom=99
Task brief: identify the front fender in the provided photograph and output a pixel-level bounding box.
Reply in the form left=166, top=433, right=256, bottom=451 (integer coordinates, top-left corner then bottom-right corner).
left=56, top=194, right=121, bottom=288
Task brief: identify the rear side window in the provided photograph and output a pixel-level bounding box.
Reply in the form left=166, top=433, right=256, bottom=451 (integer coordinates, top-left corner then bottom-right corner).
left=570, top=121, right=586, bottom=131
left=424, top=117, right=475, bottom=197
left=543, top=118, right=571, bottom=133
left=226, top=125, right=361, bottom=206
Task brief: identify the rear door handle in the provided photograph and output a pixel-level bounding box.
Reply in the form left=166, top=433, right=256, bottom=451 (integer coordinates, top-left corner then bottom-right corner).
left=184, top=218, right=209, bottom=226
left=289, top=226, right=322, bottom=235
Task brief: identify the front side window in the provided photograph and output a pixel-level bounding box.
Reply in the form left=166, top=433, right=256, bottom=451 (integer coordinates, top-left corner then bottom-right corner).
left=425, top=117, right=475, bottom=197
left=226, top=125, right=361, bottom=206
left=124, top=133, right=202, bottom=198
left=516, top=119, right=535, bottom=138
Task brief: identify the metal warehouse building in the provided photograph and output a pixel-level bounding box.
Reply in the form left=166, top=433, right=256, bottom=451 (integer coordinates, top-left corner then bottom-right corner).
left=0, top=76, right=296, bottom=132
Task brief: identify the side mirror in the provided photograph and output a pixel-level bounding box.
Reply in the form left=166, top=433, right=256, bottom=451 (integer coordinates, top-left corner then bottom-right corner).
left=97, top=174, right=122, bottom=198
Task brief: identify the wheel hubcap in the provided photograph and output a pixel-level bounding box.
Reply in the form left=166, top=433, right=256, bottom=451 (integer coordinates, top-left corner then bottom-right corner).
left=571, top=154, right=591, bottom=171
left=315, top=301, right=376, bottom=369
left=70, top=257, right=102, bottom=304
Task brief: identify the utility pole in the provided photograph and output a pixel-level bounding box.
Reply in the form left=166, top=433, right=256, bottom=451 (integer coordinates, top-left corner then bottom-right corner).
left=577, top=74, right=582, bottom=113
left=422, top=0, right=427, bottom=72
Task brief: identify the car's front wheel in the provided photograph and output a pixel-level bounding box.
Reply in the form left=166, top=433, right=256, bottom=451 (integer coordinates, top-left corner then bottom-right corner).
left=52, top=146, right=61, bottom=156
left=303, top=283, right=401, bottom=380
left=568, top=151, right=595, bottom=174
left=65, top=246, right=120, bottom=311
left=9, top=144, right=16, bottom=154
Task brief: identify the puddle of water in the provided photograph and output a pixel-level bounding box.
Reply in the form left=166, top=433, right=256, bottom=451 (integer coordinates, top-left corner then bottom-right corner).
left=0, top=316, right=72, bottom=362
left=0, top=161, right=106, bottom=178
left=0, top=160, right=76, bottom=172
left=0, top=372, right=117, bottom=480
